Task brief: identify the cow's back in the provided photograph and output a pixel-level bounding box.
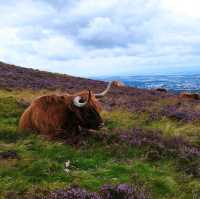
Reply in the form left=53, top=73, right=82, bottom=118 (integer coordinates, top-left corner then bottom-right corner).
left=19, top=95, right=69, bottom=135
left=19, top=105, right=34, bottom=132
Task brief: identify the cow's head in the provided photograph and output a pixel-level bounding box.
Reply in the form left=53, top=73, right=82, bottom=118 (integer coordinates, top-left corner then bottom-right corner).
left=70, top=82, right=112, bottom=130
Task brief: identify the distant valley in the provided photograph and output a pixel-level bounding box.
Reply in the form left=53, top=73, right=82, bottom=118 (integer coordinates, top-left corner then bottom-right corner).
left=95, top=75, right=200, bottom=93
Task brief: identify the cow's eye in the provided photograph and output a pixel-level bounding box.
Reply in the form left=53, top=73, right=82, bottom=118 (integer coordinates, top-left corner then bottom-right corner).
left=79, top=97, right=86, bottom=103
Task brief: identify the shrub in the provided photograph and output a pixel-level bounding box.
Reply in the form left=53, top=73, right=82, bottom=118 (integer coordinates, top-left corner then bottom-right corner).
left=12, top=184, right=150, bottom=199
left=119, top=128, right=200, bottom=177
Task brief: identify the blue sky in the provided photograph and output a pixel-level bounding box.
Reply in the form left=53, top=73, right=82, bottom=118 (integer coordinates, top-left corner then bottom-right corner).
left=0, top=0, right=200, bottom=77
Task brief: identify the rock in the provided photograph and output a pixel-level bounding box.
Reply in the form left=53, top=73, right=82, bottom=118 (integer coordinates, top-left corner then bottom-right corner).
left=0, top=151, right=18, bottom=159
left=179, top=92, right=200, bottom=100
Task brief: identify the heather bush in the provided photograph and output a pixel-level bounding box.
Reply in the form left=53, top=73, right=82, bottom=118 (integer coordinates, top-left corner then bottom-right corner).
left=100, top=184, right=150, bottom=199
left=45, top=184, right=150, bottom=199
left=147, top=101, right=200, bottom=125
left=47, top=187, right=101, bottom=199
left=161, top=105, right=200, bottom=122
left=119, top=128, right=200, bottom=158
left=119, top=128, right=200, bottom=177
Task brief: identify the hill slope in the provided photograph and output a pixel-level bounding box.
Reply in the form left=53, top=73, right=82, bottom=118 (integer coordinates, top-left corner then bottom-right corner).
left=0, top=61, right=104, bottom=90
left=0, top=61, right=174, bottom=111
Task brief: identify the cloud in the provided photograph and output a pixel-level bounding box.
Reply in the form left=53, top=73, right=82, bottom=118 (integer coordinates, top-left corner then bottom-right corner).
left=32, top=35, right=84, bottom=60
left=78, top=17, right=131, bottom=48
left=0, top=0, right=200, bottom=76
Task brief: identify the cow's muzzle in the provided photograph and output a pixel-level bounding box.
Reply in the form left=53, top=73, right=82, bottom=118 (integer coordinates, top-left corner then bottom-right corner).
left=98, top=122, right=104, bottom=129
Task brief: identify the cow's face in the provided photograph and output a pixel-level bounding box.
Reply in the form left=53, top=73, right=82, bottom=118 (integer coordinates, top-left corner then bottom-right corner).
left=70, top=82, right=112, bottom=130
left=71, top=91, right=104, bottom=130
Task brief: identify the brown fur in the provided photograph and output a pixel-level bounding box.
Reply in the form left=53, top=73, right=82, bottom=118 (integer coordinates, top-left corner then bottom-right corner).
left=179, top=92, right=200, bottom=100
left=112, top=81, right=126, bottom=87
left=19, top=91, right=103, bottom=138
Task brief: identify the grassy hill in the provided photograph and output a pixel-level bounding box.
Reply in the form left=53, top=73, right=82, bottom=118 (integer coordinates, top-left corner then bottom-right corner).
left=0, top=62, right=199, bottom=199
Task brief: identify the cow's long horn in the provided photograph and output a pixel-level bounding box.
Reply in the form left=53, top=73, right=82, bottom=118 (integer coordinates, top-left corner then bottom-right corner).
left=95, top=81, right=112, bottom=98
left=73, top=96, right=87, bottom=107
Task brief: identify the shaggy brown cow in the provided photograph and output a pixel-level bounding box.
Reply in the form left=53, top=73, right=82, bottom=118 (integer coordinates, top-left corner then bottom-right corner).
left=155, top=88, right=168, bottom=93
left=112, top=81, right=126, bottom=87
left=19, top=82, right=112, bottom=138
left=179, top=92, right=200, bottom=100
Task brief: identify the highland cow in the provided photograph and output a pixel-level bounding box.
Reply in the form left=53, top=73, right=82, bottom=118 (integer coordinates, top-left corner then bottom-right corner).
left=112, top=80, right=126, bottom=87
left=19, top=82, right=112, bottom=138
left=155, top=88, right=168, bottom=93
left=179, top=92, right=199, bottom=100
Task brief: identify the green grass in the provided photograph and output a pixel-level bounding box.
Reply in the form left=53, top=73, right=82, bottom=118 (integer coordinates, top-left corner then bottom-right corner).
left=143, top=117, right=200, bottom=144
left=102, top=110, right=149, bottom=131
left=103, top=109, right=200, bottom=145
left=102, top=110, right=136, bottom=130
left=0, top=90, right=199, bottom=199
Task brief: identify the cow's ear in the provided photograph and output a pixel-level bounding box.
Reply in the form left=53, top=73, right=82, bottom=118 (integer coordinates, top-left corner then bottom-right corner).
left=88, top=89, right=92, bottom=102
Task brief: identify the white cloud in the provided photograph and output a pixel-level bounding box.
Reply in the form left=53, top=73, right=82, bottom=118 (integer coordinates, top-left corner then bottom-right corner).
left=0, top=0, right=200, bottom=76
left=78, top=17, right=132, bottom=47
left=31, top=35, right=83, bottom=60
left=162, top=0, right=200, bottom=18
left=0, top=0, right=56, bottom=27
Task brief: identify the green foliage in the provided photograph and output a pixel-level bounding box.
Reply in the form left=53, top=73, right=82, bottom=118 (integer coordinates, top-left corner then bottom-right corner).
left=0, top=96, right=23, bottom=118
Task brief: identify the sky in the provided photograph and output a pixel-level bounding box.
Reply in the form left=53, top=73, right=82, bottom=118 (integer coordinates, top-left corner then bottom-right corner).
left=0, top=0, right=200, bottom=77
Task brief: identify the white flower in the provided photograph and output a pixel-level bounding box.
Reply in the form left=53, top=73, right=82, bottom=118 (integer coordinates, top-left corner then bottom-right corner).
left=65, top=160, right=70, bottom=168
left=64, top=160, right=70, bottom=173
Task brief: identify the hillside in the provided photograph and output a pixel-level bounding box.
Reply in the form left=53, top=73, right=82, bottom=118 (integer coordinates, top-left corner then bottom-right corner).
left=0, top=61, right=104, bottom=90
left=0, top=61, right=175, bottom=111
left=0, top=62, right=199, bottom=199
